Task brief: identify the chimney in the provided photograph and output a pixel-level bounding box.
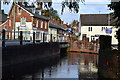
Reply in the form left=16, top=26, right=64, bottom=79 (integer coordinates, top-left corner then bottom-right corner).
left=18, top=2, right=22, bottom=5
left=37, top=2, right=42, bottom=9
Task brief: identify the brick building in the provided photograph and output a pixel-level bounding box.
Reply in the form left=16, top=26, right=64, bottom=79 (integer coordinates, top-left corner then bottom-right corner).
left=0, top=3, right=49, bottom=40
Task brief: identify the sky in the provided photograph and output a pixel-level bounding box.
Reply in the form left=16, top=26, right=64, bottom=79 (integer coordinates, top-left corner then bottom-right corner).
left=1, top=0, right=112, bottom=24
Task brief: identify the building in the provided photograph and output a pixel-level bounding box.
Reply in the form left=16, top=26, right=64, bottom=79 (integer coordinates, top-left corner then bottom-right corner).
left=0, top=2, right=69, bottom=42
left=0, top=10, right=7, bottom=25
left=49, top=23, right=68, bottom=42
left=80, top=14, right=118, bottom=45
left=0, top=3, right=49, bottom=40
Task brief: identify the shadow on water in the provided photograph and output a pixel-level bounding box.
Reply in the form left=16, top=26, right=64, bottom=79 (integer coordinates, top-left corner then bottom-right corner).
left=2, top=52, right=99, bottom=80
left=2, top=51, right=119, bottom=80
left=2, top=55, right=61, bottom=80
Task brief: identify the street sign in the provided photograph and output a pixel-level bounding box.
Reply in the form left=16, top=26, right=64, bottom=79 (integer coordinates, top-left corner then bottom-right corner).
left=67, top=28, right=71, bottom=32
left=105, top=28, right=112, bottom=34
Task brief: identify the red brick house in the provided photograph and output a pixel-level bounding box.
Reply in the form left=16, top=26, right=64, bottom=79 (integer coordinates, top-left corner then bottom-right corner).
left=0, top=3, right=49, bottom=40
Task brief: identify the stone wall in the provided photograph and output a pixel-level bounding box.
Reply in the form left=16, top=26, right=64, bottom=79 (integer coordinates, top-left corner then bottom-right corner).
left=2, top=42, right=60, bottom=67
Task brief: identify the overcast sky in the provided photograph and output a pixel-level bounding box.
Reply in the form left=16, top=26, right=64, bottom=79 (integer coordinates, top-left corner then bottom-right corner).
left=1, top=0, right=111, bottom=24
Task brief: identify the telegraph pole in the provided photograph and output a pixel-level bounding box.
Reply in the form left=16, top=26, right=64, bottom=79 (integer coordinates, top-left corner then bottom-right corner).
left=78, top=13, right=82, bottom=40
left=13, top=0, right=16, bottom=39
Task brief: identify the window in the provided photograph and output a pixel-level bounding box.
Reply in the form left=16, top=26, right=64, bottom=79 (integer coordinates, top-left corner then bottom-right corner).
left=18, top=8, right=21, bottom=14
left=45, top=22, right=47, bottom=29
left=21, top=18, right=26, bottom=26
left=101, top=27, right=103, bottom=31
left=41, top=21, right=43, bottom=28
left=82, top=34, right=87, bottom=40
left=88, top=27, right=92, bottom=31
left=36, top=20, right=38, bottom=27
left=91, top=27, right=92, bottom=31
left=101, top=27, right=106, bottom=31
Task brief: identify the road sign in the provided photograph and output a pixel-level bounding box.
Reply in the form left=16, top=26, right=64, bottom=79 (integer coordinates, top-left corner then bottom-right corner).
left=105, top=28, right=112, bottom=34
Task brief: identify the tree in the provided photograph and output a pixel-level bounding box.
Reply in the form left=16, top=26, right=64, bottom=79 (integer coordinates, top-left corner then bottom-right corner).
left=2, top=0, right=85, bottom=14
left=69, top=20, right=79, bottom=27
left=41, top=8, right=61, bottom=21
left=108, top=2, right=120, bottom=50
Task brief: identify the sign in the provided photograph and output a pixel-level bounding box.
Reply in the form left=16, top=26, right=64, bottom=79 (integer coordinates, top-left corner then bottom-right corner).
left=105, top=28, right=112, bottom=34
left=67, top=28, right=71, bottom=32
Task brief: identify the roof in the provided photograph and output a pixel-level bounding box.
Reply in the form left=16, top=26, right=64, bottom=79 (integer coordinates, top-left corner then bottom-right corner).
left=80, top=14, right=114, bottom=26
left=0, top=10, right=7, bottom=23
left=49, top=23, right=66, bottom=31
left=17, top=4, right=49, bottom=21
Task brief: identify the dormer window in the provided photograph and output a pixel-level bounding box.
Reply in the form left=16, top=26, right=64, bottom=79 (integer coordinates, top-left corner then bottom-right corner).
left=18, top=8, right=21, bottom=14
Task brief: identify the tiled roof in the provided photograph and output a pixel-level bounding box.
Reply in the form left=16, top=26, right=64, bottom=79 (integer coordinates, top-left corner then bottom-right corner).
left=80, top=14, right=114, bottom=26
left=49, top=23, right=65, bottom=31
left=0, top=10, right=7, bottom=22
left=18, top=4, right=49, bottom=21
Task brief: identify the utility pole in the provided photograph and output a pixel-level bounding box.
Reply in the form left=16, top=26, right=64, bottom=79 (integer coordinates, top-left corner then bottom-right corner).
left=13, top=0, right=16, bottom=39
left=0, top=1, right=1, bottom=10
left=108, top=14, right=110, bottom=26
left=78, top=13, right=82, bottom=40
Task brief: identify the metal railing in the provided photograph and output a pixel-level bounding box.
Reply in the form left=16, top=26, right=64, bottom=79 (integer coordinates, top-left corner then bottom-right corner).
left=1, top=30, right=68, bottom=47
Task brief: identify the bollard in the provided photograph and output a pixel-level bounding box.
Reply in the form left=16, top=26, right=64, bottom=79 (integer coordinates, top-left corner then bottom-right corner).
left=99, top=35, right=111, bottom=50
left=43, top=33, right=45, bottom=43
left=2, top=29, right=5, bottom=47
left=33, top=32, right=35, bottom=44
left=50, top=34, right=52, bottom=42
left=20, top=31, right=23, bottom=45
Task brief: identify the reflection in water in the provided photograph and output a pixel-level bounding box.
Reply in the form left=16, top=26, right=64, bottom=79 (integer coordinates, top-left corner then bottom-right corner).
left=2, top=53, right=98, bottom=80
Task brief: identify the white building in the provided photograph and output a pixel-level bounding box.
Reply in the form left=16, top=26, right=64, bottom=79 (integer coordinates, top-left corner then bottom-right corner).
left=80, top=14, right=118, bottom=45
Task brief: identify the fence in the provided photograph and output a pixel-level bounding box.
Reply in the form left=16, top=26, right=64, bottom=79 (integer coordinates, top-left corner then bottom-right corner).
left=1, top=29, right=68, bottom=47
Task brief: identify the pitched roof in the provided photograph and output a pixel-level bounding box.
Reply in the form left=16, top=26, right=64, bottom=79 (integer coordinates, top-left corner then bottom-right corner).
left=80, top=14, right=113, bottom=26
left=17, top=4, right=49, bottom=21
left=49, top=23, right=65, bottom=31
left=0, top=10, right=7, bottom=23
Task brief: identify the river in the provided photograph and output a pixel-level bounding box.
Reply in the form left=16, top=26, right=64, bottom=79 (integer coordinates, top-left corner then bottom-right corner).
left=2, top=52, right=98, bottom=80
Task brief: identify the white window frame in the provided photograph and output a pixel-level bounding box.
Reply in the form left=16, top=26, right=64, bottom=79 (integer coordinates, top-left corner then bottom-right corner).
left=45, top=22, right=47, bottom=29
left=21, top=18, right=26, bottom=26
left=88, top=27, right=92, bottom=32
left=41, top=21, right=43, bottom=28
left=36, top=20, right=38, bottom=27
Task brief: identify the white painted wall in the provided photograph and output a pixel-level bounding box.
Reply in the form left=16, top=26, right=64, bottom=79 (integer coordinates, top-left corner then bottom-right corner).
left=48, top=28, right=57, bottom=42
left=15, top=22, right=33, bottom=30
left=80, top=26, right=118, bottom=44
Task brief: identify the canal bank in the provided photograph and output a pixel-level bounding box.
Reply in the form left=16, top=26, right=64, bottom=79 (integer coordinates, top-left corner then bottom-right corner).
left=2, top=42, right=68, bottom=67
